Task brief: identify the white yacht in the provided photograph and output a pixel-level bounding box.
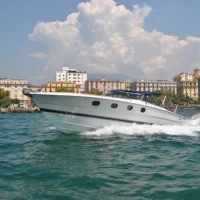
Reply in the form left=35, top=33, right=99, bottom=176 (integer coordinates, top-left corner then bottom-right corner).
left=23, top=89, right=186, bottom=133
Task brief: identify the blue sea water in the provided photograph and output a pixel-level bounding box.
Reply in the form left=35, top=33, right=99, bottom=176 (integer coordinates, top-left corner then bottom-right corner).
left=0, top=110, right=200, bottom=200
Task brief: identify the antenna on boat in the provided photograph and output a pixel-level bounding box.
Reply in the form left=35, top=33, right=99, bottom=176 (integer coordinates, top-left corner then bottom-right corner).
left=162, top=95, right=167, bottom=105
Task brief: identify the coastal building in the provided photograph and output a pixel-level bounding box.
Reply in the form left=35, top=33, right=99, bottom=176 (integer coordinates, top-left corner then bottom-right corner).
left=121, top=80, right=131, bottom=91
left=42, top=81, right=81, bottom=93
left=27, top=84, right=41, bottom=105
left=0, top=78, right=29, bottom=107
left=194, top=68, right=200, bottom=98
left=130, top=80, right=177, bottom=94
left=56, top=67, right=87, bottom=92
left=85, top=77, right=130, bottom=93
left=28, top=84, right=41, bottom=92
left=173, top=69, right=199, bottom=100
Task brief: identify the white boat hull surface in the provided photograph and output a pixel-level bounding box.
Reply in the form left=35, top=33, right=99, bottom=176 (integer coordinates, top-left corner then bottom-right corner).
left=31, top=92, right=185, bottom=133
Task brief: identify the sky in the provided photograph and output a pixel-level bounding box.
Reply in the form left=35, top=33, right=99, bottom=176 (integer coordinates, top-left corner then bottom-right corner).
left=1, top=0, right=200, bottom=85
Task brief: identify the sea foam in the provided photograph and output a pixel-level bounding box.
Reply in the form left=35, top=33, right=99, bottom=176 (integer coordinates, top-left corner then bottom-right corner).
left=82, top=118, right=200, bottom=137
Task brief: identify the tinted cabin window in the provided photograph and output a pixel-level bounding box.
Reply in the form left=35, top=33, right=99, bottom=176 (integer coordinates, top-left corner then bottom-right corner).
left=143, top=96, right=159, bottom=105
left=111, top=103, right=118, bottom=108
left=92, top=101, right=100, bottom=106
left=127, top=105, right=133, bottom=110
left=105, top=91, right=142, bottom=100
left=141, top=108, right=146, bottom=113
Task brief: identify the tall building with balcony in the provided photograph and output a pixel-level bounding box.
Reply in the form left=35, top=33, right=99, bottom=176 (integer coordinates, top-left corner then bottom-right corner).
left=173, top=70, right=199, bottom=100
left=0, top=78, right=29, bottom=106
left=194, top=68, right=200, bottom=98
left=56, top=67, right=87, bottom=92
left=130, top=80, right=177, bottom=94
left=85, top=77, right=130, bottom=93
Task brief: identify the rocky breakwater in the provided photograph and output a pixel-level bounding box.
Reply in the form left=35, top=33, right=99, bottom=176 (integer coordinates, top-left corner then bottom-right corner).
left=0, top=107, right=40, bottom=113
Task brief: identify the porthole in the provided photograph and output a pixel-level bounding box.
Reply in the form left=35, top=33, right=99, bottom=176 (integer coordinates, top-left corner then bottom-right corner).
left=92, top=101, right=100, bottom=106
left=111, top=103, right=118, bottom=108
left=127, top=105, right=133, bottom=110
left=141, top=107, right=146, bottom=113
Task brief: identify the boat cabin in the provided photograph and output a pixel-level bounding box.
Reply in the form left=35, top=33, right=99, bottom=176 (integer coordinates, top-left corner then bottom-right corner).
left=105, top=90, right=162, bottom=106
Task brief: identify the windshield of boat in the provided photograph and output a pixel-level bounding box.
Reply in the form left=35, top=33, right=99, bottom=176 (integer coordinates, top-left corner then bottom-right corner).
left=105, top=91, right=143, bottom=100
left=142, top=95, right=161, bottom=106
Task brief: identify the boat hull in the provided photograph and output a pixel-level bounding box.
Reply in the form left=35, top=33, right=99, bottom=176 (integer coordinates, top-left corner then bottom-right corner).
left=41, top=111, right=143, bottom=133
left=30, top=92, right=185, bottom=133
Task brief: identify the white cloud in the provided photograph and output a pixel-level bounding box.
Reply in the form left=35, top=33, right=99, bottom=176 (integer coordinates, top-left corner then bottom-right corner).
left=29, top=0, right=200, bottom=81
left=141, top=56, right=166, bottom=76
left=186, top=36, right=200, bottom=43
left=29, top=52, right=47, bottom=59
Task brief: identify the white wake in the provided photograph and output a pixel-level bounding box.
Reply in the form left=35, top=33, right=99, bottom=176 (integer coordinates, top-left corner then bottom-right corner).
left=82, top=118, right=200, bottom=137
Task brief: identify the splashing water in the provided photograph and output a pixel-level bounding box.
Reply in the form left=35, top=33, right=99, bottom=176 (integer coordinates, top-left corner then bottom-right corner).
left=82, top=118, right=200, bottom=137
left=44, top=126, right=57, bottom=131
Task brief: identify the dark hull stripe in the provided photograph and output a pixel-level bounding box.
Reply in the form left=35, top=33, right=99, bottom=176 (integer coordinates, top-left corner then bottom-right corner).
left=40, top=108, right=153, bottom=125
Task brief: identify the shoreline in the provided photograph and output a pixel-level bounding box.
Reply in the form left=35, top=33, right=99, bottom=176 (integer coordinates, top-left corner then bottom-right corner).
left=1, top=105, right=200, bottom=113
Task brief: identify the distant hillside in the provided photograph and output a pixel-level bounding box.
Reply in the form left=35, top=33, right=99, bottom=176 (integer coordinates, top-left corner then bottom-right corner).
left=88, top=74, right=134, bottom=81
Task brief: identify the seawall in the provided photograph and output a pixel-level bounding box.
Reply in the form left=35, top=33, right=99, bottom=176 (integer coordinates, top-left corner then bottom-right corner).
left=0, top=107, right=40, bottom=113
left=164, top=105, right=200, bottom=110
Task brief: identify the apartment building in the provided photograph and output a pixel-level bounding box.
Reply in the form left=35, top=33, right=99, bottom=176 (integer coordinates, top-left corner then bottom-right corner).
left=42, top=81, right=81, bottom=93
left=131, top=80, right=177, bottom=94
left=0, top=78, right=29, bottom=106
left=173, top=70, right=199, bottom=100
left=85, top=77, right=130, bottom=93
left=56, top=67, right=87, bottom=92
left=121, top=80, right=131, bottom=91
left=194, top=68, right=200, bottom=97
